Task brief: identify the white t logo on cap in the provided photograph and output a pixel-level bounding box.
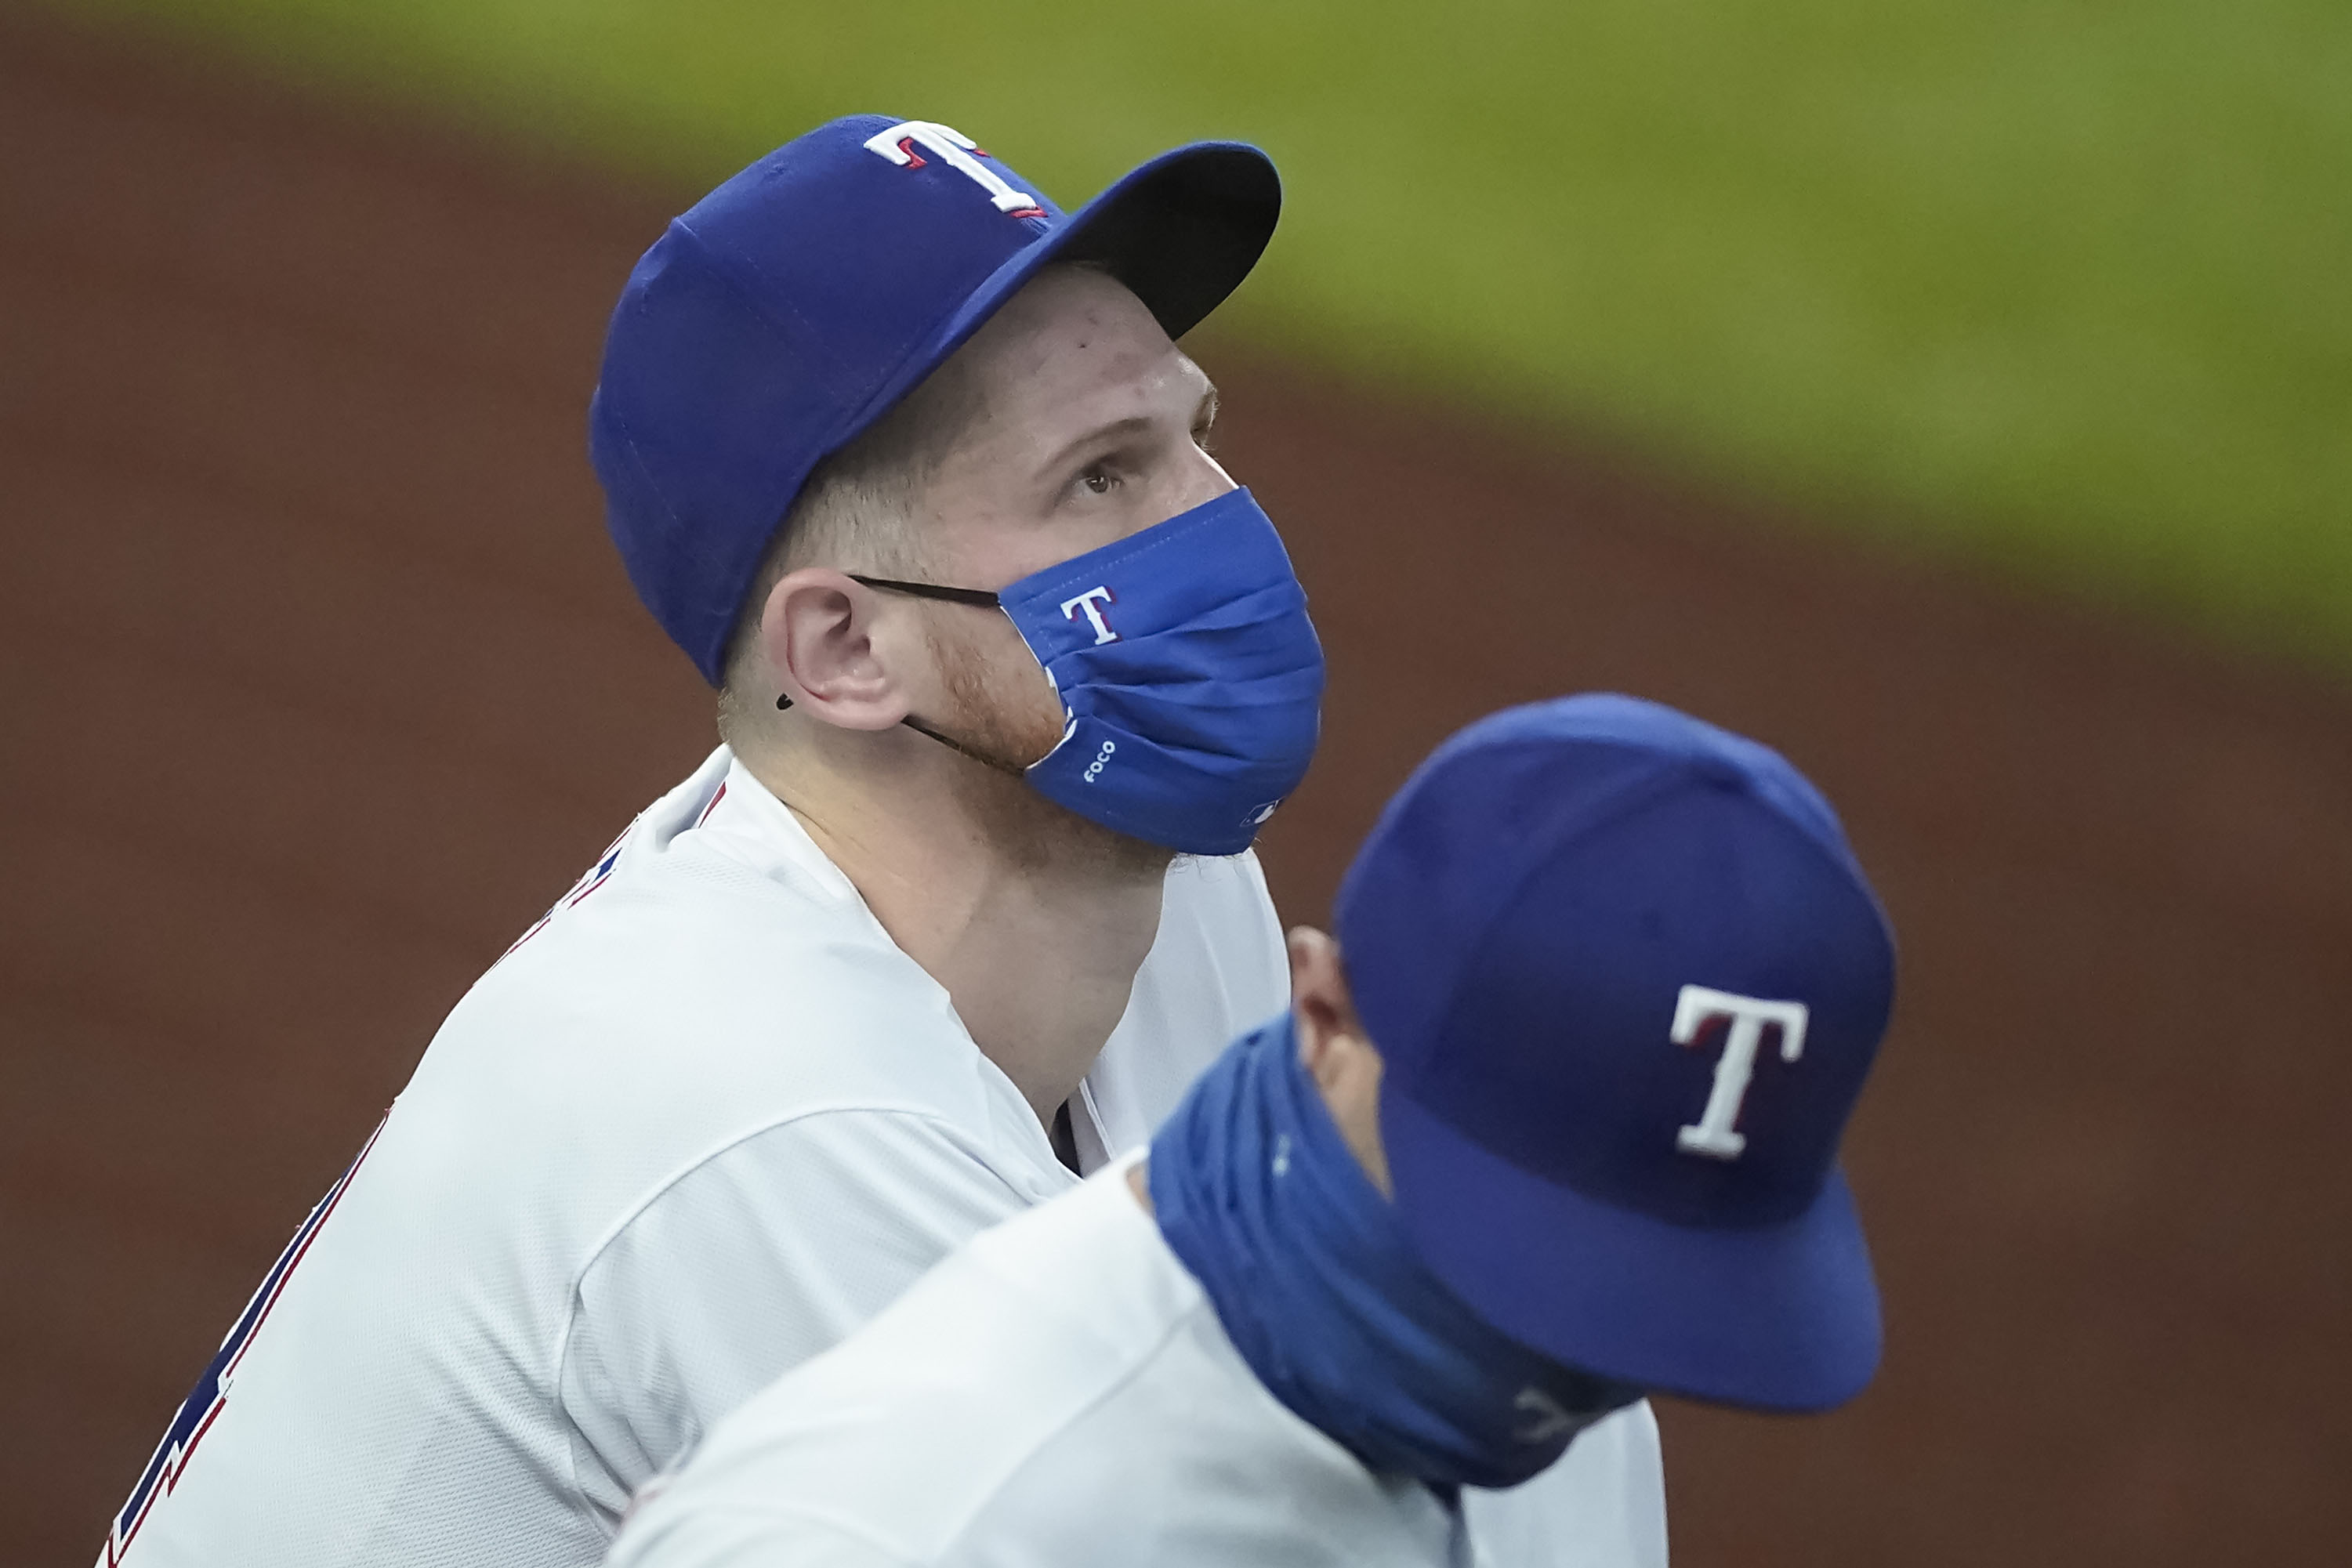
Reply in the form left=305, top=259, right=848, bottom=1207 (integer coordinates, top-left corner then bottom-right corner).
left=863, top=121, right=1046, bottom=219
left=1670, top=984, right=1810, bottom=1161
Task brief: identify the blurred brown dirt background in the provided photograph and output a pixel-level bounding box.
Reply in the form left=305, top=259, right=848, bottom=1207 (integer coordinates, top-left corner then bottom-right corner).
left=5, top=9, right=2350, bottom=1565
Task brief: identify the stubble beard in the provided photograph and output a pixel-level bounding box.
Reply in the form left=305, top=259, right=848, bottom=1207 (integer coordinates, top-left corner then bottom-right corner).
left=925, top=620, right=1173, bottom=885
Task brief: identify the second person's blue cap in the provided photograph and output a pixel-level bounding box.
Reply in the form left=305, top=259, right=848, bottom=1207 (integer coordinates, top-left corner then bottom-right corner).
left=589, top=118, right=1280, bottom=685
left=1337, top=694, right=1899, bottom=1412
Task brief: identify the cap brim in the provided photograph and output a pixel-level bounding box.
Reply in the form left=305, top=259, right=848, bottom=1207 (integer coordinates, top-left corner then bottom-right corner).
left=1046, top=142, right=1281, bottom=339
left=1382, top=1084, right=1884, bottom=1413
left=834, top=142, right=1279, bottom=445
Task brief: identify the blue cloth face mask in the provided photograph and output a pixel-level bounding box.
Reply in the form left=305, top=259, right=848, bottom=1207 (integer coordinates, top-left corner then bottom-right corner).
left=1149, top=1014, right=1646, bottom=1491
left=836, top=487, right=1325, bottom=856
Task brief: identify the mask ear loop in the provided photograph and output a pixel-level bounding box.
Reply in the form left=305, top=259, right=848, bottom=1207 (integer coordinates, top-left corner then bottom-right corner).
left=772, top=574, right=1027, bottom=779
left=897, top=714, right=1031, bottom=777
left=844, top=574, right=1002, bottom=609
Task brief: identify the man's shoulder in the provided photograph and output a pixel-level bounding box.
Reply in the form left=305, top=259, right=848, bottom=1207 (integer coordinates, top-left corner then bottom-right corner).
left=453, top=873, right=956, bottom=1093
left=361, top=753, right=1037, bottom=1262
left=382, top=904, right=1017, bottom=1257
left=803, top=1164, right=1204, bottom=1405
left=620, top=1169, right=1441, bottom=1567
left=611, top=1168, right=1210, bottom=1562
left=423, top=767, right=982, bottom=1123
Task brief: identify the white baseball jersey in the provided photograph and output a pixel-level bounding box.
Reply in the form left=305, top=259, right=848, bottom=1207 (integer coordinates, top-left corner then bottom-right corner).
left=102, top=747, right=1287, bottom=1567
left=607, top=1155, right=1669, bottom=1568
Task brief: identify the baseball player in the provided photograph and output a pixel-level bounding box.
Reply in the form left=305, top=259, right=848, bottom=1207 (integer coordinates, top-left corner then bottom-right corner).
left=607, top=694, right=1897, bottom=1568
left=98, top=119, right=1662, bottom=1566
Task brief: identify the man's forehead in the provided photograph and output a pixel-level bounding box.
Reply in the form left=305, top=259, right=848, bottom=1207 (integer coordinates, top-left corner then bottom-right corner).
left=950, top=272, right=1209, bottom=431
left=966, top=269, right=1182, bottom=382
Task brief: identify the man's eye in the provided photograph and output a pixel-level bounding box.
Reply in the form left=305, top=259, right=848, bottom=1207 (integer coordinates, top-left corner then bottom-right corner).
left=1080, top=466, right=1117, bottom=496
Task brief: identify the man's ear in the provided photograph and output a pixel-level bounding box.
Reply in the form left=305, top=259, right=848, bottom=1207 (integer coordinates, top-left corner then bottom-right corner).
left=759, top=567, right=913, bottom=733
left=1288, top=925, right=1393, bottom=1193
left=1287, top=926, right=1364, bottom=1090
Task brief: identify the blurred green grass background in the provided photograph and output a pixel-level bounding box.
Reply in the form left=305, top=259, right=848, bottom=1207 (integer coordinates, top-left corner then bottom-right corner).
left=49, top=0, right=2352, bottom=671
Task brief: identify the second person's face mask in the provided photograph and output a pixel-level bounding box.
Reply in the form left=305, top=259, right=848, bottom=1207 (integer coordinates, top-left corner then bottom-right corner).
left=853, top=487, right=1325, bottom=856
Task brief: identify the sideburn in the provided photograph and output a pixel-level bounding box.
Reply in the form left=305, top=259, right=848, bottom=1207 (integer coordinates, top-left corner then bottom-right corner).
left=924, top=619, right=1171, bottom=880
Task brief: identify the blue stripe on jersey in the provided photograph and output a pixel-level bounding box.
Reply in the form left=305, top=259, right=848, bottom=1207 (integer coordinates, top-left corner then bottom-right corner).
left=101, top=1116, right=386, bottom=1566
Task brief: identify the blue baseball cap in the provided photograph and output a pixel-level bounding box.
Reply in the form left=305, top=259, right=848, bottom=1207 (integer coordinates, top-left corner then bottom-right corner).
left=1337, top=694, right=1898, bottom=1412
left=589, top=117, right=1280, bottom=684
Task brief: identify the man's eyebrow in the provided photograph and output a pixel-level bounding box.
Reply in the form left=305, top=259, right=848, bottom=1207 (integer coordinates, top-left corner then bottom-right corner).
left=1031, top=372, right=1223, bottom=481
left=1035, top=415, right=1157, bottom=480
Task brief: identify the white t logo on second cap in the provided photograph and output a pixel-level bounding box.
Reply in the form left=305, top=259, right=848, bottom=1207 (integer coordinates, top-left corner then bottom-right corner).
left=1670, top=984, right=1810, bottom=1161
left=862, top=121, right=1046, bottom=218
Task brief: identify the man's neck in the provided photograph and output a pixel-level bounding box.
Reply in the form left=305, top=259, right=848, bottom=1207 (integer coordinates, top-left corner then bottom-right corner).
left=745, top=739, right=1167, bottom=1128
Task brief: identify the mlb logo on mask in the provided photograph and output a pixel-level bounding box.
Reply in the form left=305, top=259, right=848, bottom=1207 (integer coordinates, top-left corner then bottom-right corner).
left=1060, top=587, right=1120, bottom=645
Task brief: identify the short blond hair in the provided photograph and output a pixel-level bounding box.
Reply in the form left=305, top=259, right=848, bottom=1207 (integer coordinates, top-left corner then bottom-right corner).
left=714, top=352, right=980, bottom=745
